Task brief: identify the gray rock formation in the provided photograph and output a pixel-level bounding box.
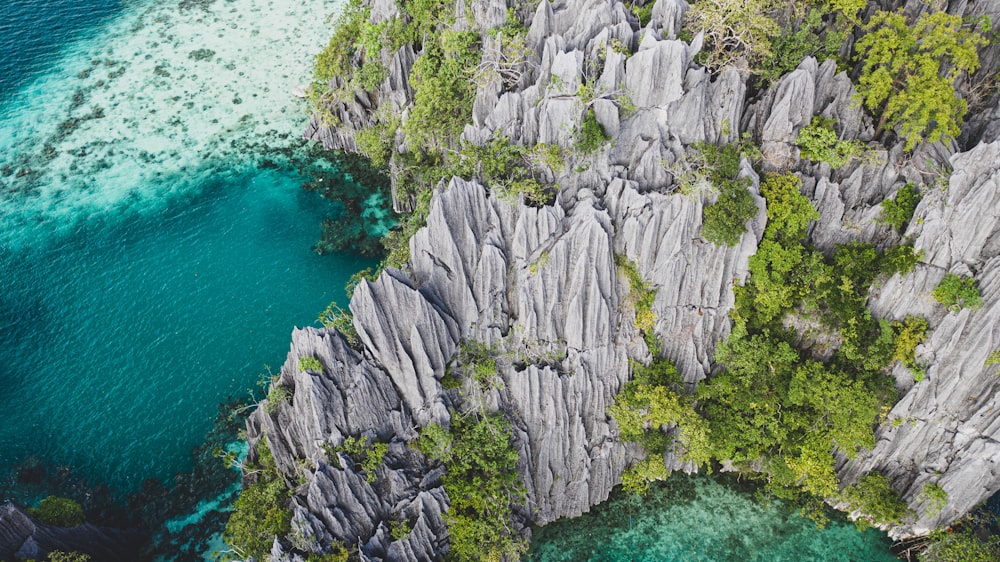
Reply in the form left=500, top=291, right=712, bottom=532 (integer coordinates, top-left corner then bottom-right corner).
left=255, top=0, right=1000, bottom=557
left=0, top=503, right=145, bottom=562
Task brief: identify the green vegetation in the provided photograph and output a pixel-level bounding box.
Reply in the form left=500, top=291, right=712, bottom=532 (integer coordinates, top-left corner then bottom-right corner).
left=318, top=299, right=360, bottom=346
left=29, top=496, right=85, bottom=527
left=453, top=341, right=501, bottom=391
left=299, top=356, right=322, bottom=372
left=26, top=553, right=92, bottom=562
left=795, top=116, right=866, bottom=169
left=609, top=356, right=711, bottom=494
left=576, top=108, right=610, bottom=153
left=892, top=316, right=929, bottom=382
left=322, top=435, right=387, bottom=482
left=854, top=10, right=989, bottom=150
left=224, top=438, right=292, bottom=560
left=918, top=483, right=948, bottom=518
left=933, top=273, right=983, bottom=312
left=418, top=414, right=527, bottom=561
left=843, top=472, right=912, bottom=529
left=695, top=173, right=922, bottom=521
left=922, top=528, right=1000, bottom=562
left=405, top=30, right=481, bottom=153
left=697, top=143, right=758, bottom=246
left=616, top=254, right=657, bottom=350
left=760, top=4, right=848, bottom=84
left=264, top=383, right=293, bottom=414
left=986, top=349, right=1000, bottom=367
left=879, top=183, right=922, bottom=233
left=684, top=0, right=779, bottom=71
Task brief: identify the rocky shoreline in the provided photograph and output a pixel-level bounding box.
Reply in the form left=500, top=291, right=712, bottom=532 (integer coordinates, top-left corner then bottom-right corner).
left=252, top=0, right=1000, bottom=559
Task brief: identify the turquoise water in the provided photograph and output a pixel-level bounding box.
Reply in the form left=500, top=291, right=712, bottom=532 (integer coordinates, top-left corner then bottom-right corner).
left=529, top=474, right=898, bottom=561
left=0, top=0, right=371, bottom=494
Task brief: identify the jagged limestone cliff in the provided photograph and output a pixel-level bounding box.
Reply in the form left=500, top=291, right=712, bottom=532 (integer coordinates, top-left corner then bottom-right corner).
left=247, top=0, right=1000, bottom=559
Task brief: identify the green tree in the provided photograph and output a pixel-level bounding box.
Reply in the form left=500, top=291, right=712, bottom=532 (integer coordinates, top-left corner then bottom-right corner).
left=933, top=273, right=982, bottom=312
left=854, top=10, right=988, bottom=150
left=223, top=438, right=292, bottom=560
left=684, top=0, right=780, bottom=71
left=29, top=497, right=85, bottom=527
left=843, top=472, right=913, bottom=528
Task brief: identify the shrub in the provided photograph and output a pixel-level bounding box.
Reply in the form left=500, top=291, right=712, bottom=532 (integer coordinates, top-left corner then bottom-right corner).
left=854, top=10, right=988, bottom=150
left=576, top=108, right=610, bottom=153
left=933, top=273, right=982, bottom=312
left=795, top=116, right=866, bottom=169
left=437, top=414, right=527, bottom=561
left=986, top=349, right=1000, bottom=367
left=684, top=0, right=780, bottom=71
left=879, top=183, right=922, bottom=232
left=29, top=497, right=85, bottom=527
left=843, top=472, right=913, bottom=527
left=922, top=528, right=1000, bottom=562
left=609, top=356, right=712, bottom=468
left=620, top=457, right=669, bottom=496
left=616, top=255, right=657, bottom=350
left=760, top=7, right=846, bottom=84
left=318, top=300, right=360, bottom=346
left=892, top=316, right=929, bottom=382
left=224, top=438, right=292, bottom=559
left=918, top=483, right=948, bottom=518
left=702, top=177, right=757, bottom=246
left=264, top=384, right=292, bottom=414
left=299, top=356, right=322, bottom=372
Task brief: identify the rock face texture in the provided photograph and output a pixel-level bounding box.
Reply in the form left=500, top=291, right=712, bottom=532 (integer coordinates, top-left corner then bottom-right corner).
left=0, top=503, right=145, bottom=562
left=256, top=0, right=1000, bottom=558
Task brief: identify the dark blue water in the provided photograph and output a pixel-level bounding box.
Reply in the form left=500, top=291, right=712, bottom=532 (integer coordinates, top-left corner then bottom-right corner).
left=0, top=0, right=120, bottom=100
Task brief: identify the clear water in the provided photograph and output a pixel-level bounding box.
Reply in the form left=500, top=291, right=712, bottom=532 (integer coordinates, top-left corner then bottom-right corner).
left=529, top=474, right=897, bottom=561
left=0, top=0, right=372, bottom=493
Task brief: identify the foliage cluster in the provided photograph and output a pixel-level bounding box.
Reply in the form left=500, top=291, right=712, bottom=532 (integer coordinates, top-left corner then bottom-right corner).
left=609, top=357, right=711, bottom=494
left=854, top=10, right=988, bottom=150
left=318, top=299, right=360, bottom=347
left=923, top=528, right=1000, bottom=562
left=264, top=383, right=293, bottom=414
left=29, top=496, right=85, bottom=527
left=918, top=483, right=948, bottom=518
left=697, top=142, right=758, bottom=246
left=892, top=316, right=929, bottom=382
left=323, top=435, right=388, bottom=483
left=879, top=183, right=922, bottom=233
left=450, top=135, right=558, bottom=206
left=933, top=273, right=983, bottom=312
left=842, top=472, right=913, bottom=529
left=683, top=0, right=780, bottom=72
left=795, top=116, right=866, bottom=169
left=224, top=438, right=292, bottom=560
left=299, top=356, right=322, bottom=372
left=24, top=553, right=91, bottom=562
left=616, top=254, right=657, bottom=351
left=576, top=108, right=610, bottom=154
left=695, top=173, right=923, bottom=520
left=418, top=415, right=527, bottom=561
left=760, top=3, right=848, bottom=84
left=453, top=341, right=501, bottom=391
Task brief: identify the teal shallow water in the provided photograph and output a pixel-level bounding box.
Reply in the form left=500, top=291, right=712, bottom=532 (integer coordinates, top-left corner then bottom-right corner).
left=0, top=0, right=373, bottom=494
left=529, top=474, right=897, bottom=561
left=0, top=164, right=375, bottom=491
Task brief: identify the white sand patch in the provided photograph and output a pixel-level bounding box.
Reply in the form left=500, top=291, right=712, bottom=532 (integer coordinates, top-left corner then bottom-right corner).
left=0, top=0, right=345, bottom=247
